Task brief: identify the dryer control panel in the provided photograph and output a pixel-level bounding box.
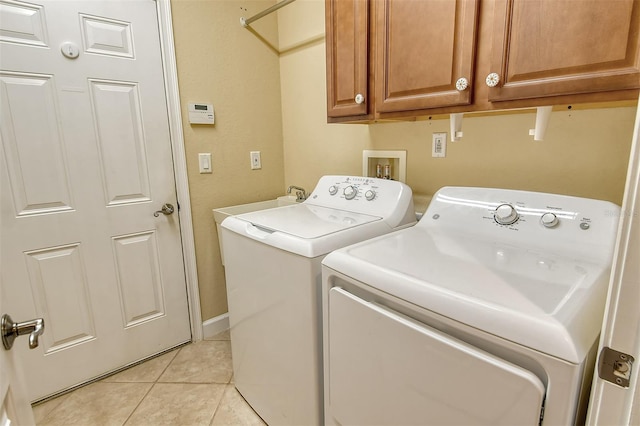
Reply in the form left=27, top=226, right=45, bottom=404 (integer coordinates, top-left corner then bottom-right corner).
left=422, top=186, right=621, bottom=262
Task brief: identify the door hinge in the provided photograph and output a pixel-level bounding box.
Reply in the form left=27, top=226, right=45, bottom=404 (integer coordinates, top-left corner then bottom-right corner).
left=598, top=347, right=634, bottom=387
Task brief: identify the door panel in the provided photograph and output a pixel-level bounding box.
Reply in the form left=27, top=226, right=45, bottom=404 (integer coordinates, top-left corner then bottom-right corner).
left=327, top=287, right=545, bottom=425
left=0, top=72, right=74, bottom=215
left=0, top=0, right=190, bottom=401
left=112, top=231, right=165, bottom=327
left=80, top=13, right=134, bottom=58
left=89, top=79, right=151, bottom=205
left=24, top=244, right=96, bottom=352
left=0, top=0, right=48, bottom=47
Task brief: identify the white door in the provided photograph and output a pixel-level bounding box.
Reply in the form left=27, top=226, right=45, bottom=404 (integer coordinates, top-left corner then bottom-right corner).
left=586, top=98, right=640, bottom=423
left=0, top=0, right=191, bottom=401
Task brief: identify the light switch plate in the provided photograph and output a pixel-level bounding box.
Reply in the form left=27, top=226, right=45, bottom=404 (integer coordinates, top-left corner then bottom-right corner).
left=199, top=153, right=212, bottom=173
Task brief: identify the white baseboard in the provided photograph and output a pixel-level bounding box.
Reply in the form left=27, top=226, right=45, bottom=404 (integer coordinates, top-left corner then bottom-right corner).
left=202, top=313, right=230, bottom=339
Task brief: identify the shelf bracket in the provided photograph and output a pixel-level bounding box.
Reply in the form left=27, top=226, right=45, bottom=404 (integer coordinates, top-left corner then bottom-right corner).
left=450, top=113, right=464, bottom=141
left=529, top=106, right=553, bottom=141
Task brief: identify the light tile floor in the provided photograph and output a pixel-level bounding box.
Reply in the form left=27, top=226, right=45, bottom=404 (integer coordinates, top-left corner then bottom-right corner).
left=33, top=331, right=266, bottom=426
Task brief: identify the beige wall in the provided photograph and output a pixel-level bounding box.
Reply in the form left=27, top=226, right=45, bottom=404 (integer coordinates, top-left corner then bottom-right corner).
left=171, top=0, right=636, bottom=323
left=171, top=0, right=285, bottom=321
left=278, top=0, right=635, bottom=207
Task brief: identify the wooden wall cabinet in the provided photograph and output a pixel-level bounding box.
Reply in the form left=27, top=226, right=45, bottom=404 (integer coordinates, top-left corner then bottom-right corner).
left=325, top=0, right=370, bottom=120
left=375, top=0, right=479, bottom=114
left=325, top=0, right=640, bottom=122
left=487, top=0, right=640, bottom=103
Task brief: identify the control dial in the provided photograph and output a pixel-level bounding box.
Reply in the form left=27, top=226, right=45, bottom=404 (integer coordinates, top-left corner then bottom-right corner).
left=494, top=204, right=519, bottom=225
left=343, top=185, right=357, bottom=200
left=328, top=185, right=339, bottom=195
left=365, top=190, right=376, bottom=201
left=541, top=212, right=559, bottom=228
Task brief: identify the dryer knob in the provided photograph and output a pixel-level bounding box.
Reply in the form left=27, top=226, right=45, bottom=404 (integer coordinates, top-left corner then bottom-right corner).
left=365, top=190, right=376, bottom=201
left=541, top=212, right=559, bottom=228
left=344, top=185, right=357, bottom=200
left=494, top=204, right=519, bottom=225
left=328, top=185, right=339, bottom=195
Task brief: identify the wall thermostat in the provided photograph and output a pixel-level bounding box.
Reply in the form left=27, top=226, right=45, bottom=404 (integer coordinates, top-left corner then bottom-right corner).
left=188, top=102, right=215, bottom=125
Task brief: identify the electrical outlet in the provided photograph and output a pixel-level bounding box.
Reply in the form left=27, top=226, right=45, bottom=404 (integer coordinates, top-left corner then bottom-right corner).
left=432, top=132, right=447, bottom=158
left=250, top=151, right=262, bottom=170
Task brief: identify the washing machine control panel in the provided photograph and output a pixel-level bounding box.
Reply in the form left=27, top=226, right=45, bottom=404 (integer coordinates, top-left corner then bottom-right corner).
left=422, top=187, right=621, bottom=261
left=306, top=175, right=415, bottom=226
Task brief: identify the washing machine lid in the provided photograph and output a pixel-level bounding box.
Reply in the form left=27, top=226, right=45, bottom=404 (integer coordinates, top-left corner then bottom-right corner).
left=322, top=226, right=611, bottom=364
left=222, top=204, right=391, bottom=258
left=234, top=204, right=381, bottom=238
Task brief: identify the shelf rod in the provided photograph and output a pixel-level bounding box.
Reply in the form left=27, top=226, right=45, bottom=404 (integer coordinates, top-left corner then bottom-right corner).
left=240, top=0, right=296, bottom=27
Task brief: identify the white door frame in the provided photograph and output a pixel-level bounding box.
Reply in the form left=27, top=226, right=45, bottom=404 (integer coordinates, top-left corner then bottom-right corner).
left=156, top=0, right=202, bottom=341
left=586, top=96, right=640, bottom=424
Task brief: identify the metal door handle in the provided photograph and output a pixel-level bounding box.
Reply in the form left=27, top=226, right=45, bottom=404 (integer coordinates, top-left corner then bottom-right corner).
left=2, top=314, right=45, bottom=350
left=153, top=203, right=175, bottom=217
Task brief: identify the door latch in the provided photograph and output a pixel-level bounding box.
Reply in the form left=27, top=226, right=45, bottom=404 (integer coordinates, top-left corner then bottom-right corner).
left=153, top=203, right=175, bottom=217
left=2, top=314, right=45, bottom=350
left=598, top=347, right=634, bottom=387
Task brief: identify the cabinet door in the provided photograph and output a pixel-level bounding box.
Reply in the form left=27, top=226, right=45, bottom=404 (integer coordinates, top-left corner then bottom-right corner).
left=375, top=0, right=479, bottom=114
left=488, top=0, right=640, bottom=102
left=325, top=0, right=369, bottom=119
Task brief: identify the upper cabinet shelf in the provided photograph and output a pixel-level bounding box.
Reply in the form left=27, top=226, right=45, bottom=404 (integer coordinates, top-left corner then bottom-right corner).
left=325, top=0, right=640, bottom=122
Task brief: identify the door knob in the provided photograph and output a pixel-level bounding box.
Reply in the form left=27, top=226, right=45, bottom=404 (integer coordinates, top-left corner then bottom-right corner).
left=2, top=314, right=45, bottom=350
left=153, top=203, right=175, bottom=217
left=354, top=93, right=365, bottom=104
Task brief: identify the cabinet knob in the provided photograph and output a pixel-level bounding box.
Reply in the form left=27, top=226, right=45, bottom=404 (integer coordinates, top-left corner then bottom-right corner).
left=354, top=93, right=365, bottom=104
left=455, top=78, right=469, bottom=91
left=485, top=72, right=500, bottom=88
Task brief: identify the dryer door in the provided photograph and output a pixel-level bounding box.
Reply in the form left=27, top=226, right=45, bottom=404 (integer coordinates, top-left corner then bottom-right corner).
left=327, top=287, right=546, bottom=425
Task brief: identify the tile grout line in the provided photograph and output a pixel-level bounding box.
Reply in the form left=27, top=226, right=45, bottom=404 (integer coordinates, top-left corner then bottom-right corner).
left=208, top=366, right=236, bottom=425
left=208, top=384, right=231, bottom=426
left=121, top=345, right=185, bottom=426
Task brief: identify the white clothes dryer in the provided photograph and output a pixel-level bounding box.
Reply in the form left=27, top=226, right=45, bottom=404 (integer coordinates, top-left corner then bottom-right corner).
left=322, top=187, right=620, bottom=425
left=220, top=176, right=415, bottom=426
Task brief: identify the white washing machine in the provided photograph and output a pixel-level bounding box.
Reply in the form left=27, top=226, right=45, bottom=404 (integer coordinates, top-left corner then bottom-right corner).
left=220, top=175, right=415, bottom=425
left=322, top=187, right=620, bottom=425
